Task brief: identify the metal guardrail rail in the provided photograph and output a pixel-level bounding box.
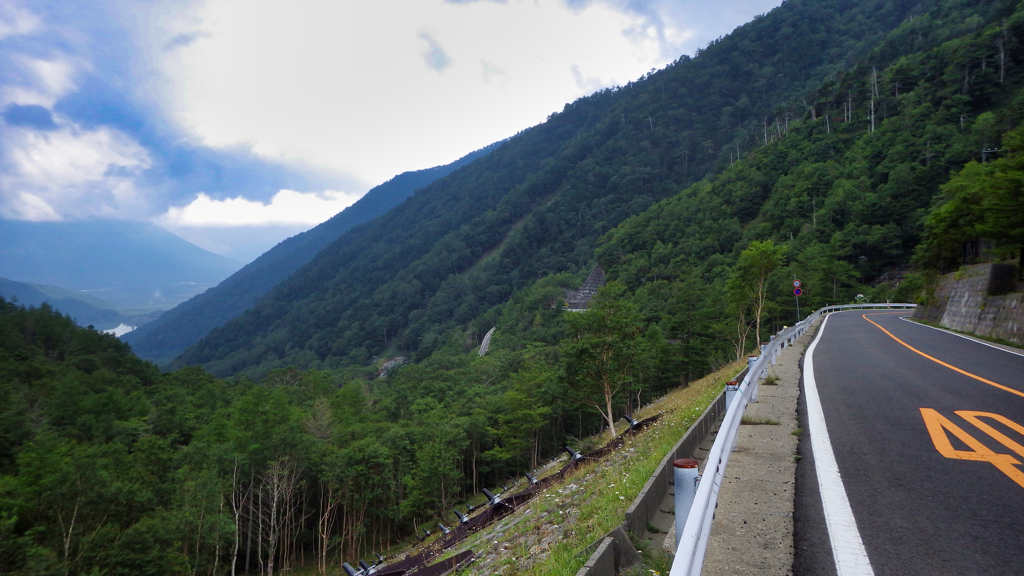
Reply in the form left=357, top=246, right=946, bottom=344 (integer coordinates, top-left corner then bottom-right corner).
left=669, top=303, right=916, bottom=576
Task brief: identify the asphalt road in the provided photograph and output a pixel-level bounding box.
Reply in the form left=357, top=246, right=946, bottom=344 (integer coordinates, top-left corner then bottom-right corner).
left=794, top=310, right=1024, bottom=576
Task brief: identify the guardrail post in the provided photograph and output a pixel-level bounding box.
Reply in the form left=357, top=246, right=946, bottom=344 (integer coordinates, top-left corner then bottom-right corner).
left=725, top=380, right=740, bottom=413
left=669, top=303, right=917, bottom=576
left=746, top=355, right=760, bottom=402
left=673, top=458, right=700, bottom=549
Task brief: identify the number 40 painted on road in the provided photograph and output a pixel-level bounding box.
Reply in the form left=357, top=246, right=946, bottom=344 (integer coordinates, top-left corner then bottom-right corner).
left=920, top=408, right=1024, bottom=489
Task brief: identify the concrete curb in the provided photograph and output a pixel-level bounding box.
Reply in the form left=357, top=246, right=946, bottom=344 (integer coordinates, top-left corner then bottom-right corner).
left=624, top=391, right=728, bottom=539
left=576, top=369, right=745, bottom=576
left=575, top=526, right=642, bottom=576
left=575, top=536, right=614, bottom=576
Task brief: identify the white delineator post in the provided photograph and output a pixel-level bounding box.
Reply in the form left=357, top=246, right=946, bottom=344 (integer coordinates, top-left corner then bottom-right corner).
left=747, top=355, right=760, bottom=402
left=724, top=380, right=742, bottom=452
left=724, top=380, right=740, bottom=413
left=673, top=458, right=700, bottom=549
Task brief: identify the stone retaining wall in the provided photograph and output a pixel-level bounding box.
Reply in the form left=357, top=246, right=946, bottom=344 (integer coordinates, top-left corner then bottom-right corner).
left=913, top=262, right=1024, bottom=345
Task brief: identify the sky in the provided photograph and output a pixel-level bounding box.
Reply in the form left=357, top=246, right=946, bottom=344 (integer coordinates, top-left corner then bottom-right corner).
left=0, top=0, right=783, bottom=262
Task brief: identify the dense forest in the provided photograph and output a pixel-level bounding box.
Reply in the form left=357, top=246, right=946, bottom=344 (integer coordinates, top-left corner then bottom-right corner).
left=124, top=144, right=499, bottom=366
left=3, top=0, right=1024, bottom=574
left=171, top=0, right=963, bottom=378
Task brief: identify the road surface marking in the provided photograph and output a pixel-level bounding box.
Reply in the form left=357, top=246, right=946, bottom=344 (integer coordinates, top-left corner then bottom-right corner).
left=898, top=316, right=1024, bottom=359
left=920, top=408, right=1024, bottom=489
left=806, top=313, right=876, bottom=576
left=958, top=411, right=1024, bottom=459
left=862, top=313, right=1024, bottom=399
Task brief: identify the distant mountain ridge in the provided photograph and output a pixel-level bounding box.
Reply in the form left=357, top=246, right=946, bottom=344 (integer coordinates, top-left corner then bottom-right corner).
left=124, top=143, right=500, bottom=364
left=0, top=277, right=122, bottom=329
left=0, top=219, right=242, bottom=312
left=172, top=0, right=950, bottom=377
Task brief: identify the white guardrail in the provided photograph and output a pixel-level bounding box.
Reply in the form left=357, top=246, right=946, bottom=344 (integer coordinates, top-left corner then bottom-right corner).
left=669, top=303, right=916, bottom=576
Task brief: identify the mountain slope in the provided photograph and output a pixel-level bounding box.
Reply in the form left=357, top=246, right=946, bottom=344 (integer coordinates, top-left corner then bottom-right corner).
left=595, top=0, right=1024, bottom=357
left=173, top=0, right=952, bottom=377
left=4, top=2, right=1023, bottom=572
left=0, top=277, right=124, bottom=329
left=125, top=144, right=498, bottom=364
left=0, top=219, right=241, bottom=311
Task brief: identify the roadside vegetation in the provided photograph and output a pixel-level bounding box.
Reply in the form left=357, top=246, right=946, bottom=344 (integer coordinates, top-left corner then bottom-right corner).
left=4, top=0, right=1024, bottom=573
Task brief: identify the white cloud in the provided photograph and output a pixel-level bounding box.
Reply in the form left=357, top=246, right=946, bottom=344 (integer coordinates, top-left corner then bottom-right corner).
left=0, top=0, right=784, bottom=262
left=147, top=0, right=694, bottom=185
left=0, top=122, right=152, bottom=220
left=141, top=0, right=782, bottom=186
left=156, top=189, right=363, bottom=227
left=0, top=2, right=41, bottom=40
left=4, top=191, right=61, bottom=220
left=0, top=7, right=155, bottom=223
left=1, top=54, right=84, bottom=108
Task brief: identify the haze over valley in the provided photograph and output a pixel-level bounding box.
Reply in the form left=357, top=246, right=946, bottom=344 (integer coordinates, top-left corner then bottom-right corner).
left=2, top=0, right=1023, bottom=575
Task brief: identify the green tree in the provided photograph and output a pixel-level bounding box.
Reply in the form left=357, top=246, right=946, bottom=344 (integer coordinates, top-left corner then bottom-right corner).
left=916, top=123, right=1024, bottom=274
left=728, top=240, right=786, bottom=348
left=561, top=282, right=649, bottom=437
left=796, top=242, right=859, bottom=307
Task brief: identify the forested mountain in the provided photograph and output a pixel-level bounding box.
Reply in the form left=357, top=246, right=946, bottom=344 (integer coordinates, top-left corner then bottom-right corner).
left=174, top=0, right=953, bottom=378
left=124, top=144, right=498, bottom=364
left=0, top=219, right=241, bottom=311
left=5, top=1, right=1024, bottom=574
left=0, top=277, right=153, bottom=331
left=596, top=0, right=1024, bottom=371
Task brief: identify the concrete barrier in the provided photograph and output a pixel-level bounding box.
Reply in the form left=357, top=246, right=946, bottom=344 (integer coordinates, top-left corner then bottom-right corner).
left=575, top=536, right=615, bottom=576
left=624, top=385, right=731, bottom=538
left=577, top=365, right=748, bottom=575
left=575, top=525, right=642, bottom=576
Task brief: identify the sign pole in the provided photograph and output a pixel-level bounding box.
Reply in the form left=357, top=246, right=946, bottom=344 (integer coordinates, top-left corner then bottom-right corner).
left=793, top=278, right=802, bottom=322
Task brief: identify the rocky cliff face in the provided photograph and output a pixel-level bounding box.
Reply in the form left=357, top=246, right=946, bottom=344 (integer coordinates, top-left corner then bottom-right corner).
left=913, top=262, right=1024, bottom=345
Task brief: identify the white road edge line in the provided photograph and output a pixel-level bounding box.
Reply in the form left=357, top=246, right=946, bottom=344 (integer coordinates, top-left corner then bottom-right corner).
left=805, top=313, right=876, bottom=576
left=897, top=316, right=1024, bottom=359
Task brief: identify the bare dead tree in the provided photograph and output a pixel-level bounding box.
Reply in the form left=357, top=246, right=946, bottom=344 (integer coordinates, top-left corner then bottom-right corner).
left=230, top=460, right=253, bottom=576
left=872, top=66, right=880, bottom=132
left=313, top=475, right=342, bottom=573
left=999, top=19, right=1008, bottom=84
left=870, top=96, right=875, bottom=132
left=258, top=458, right=303, bottom=576
left=732, top=310, right=753, bottom=361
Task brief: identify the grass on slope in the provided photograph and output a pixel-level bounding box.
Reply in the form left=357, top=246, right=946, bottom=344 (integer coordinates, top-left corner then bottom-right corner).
left=449, top=358, right=746, bottom=576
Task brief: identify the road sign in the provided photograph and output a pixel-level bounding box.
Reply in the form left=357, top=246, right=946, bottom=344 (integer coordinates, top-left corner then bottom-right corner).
left=794, top=288, right=803, bottom=296
left=793, top=280, right=801, bottom=287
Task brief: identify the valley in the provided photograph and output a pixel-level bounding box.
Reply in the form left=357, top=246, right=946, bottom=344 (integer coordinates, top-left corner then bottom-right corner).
left=2, top=0, right=1024, bottom=574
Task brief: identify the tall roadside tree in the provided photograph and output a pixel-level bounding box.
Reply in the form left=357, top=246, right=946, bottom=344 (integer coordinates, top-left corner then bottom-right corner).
left=728, top=240, right=785, bottom=349
left=561, top=282, right=649, bottom=438
left=916, top=124, right=1024, bottom=277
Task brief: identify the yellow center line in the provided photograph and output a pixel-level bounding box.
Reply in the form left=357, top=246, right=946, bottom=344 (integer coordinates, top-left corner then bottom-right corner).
left=861, top=313, right=1024, bottom=399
